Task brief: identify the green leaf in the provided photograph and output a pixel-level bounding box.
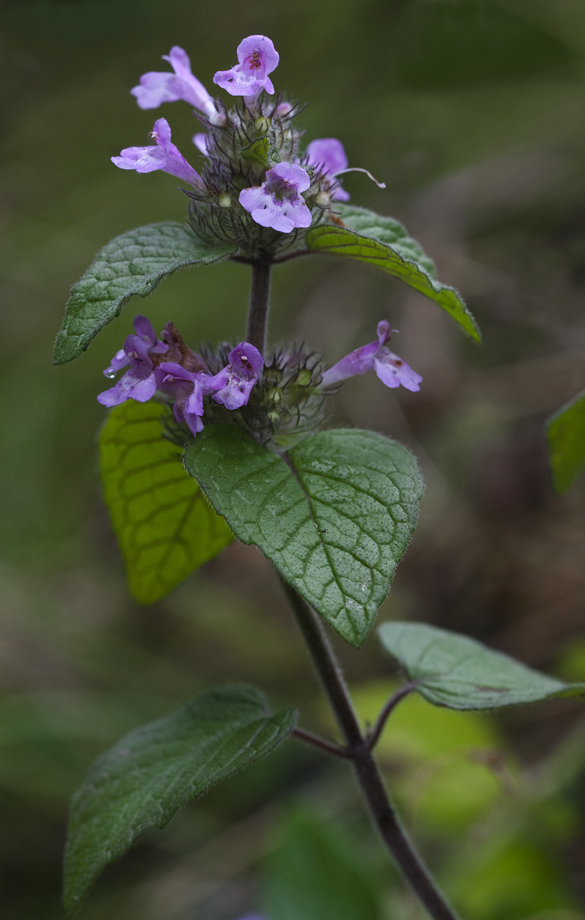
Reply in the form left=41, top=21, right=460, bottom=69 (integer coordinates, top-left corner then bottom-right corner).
left=306, top=205, right=480, bottom=342
left=100, top=400, right=233, bottom=604
left=185, top=425, right=423, bottom=647
left=54, top=222, right=235, bottom=364
left=64, top=686, right=296, bottom=913
left=263, top=809, right=385, bottom=920
left=378, top=622, right=585, bottom=710
left=546, top=389, right=585, bottom=493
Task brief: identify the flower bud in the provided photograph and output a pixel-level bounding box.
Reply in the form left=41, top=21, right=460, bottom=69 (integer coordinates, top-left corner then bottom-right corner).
left=218, top=193, right=232, bottom=208
left=315, top=190, right=332, bottom=208
left=254, top=116, right=270, bottom=134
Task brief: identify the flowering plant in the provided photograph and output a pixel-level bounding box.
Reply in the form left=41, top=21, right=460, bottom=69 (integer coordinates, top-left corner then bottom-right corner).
left=54, top=34, right=585, bottom=919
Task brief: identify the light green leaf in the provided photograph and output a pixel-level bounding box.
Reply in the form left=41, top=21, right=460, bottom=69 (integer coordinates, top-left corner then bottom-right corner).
left=263, top=810, right=384, bottom=920
left=54, top=222, right=235, bottom=364
left=185, top=425, right=423, bottom=647
left=547, top=389, right=585, bottom=493
left=64, top=686, right=296, bottom=913
left=378, top=622, right=585, bottom=710
left=100, top=400, right=233, bottom=604
left=306, top=205, right=480, bottom=342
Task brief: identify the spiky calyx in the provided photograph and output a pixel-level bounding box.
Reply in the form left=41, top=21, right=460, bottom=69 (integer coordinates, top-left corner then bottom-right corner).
left=185, top=94, right=338, bottom=258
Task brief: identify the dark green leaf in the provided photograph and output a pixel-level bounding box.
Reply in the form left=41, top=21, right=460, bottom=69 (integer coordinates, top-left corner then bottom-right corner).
left=100, top=400, right=233, bottom=604
left=185, top=425, right=423, bottom=647
left=64, top=686, right=296, bottom=912
left=547, top=390, right=585, bottom=493
left=378, top=622, right=585, bottom=710
left=263, top=810, right=384, bottom=920
left=306, top=205, right=480, bottom=342
left=54, top=222, right=235, bottom=364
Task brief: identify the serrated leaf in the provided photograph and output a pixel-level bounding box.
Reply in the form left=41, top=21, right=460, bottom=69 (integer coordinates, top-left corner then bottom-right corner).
left=64, top=686, right=296, bottom=912
left=54, top=222, right=235, bottom=364
left=306, top=205, right=480, bottom=342
left=100, top=400, right=233, bottom=604
left=547, top=390, right=585, bottom=493
left=378, top=622, right=585, bottom=710
left=185, top=425, right=423, bottom=647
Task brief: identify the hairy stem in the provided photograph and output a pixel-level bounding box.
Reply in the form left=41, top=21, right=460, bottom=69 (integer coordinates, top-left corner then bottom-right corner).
left=246, top=259, right=272, bottom=356
left=282, top=582, right=461, bottom=920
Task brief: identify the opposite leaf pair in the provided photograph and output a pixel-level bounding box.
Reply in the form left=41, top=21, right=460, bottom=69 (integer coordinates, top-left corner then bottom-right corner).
left=64, top=623, right=585, bottom=913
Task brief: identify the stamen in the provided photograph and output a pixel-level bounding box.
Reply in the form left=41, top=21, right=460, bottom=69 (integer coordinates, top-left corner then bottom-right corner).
left=334, top=167, right=386, bottom=189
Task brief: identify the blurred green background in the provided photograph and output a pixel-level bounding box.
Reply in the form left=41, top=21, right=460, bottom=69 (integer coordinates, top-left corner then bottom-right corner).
left=3, top=0, right=585, bottom=917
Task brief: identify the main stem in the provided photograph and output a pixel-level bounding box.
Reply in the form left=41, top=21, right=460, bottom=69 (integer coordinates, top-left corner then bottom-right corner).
left=245, top=262, right=459, bottom=919
left=246, top=259, right=272, bottom=356
left=282, top=583, right=461, bottom=920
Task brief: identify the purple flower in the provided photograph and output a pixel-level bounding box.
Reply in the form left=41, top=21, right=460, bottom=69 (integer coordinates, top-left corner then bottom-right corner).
left=98, top=316, right=167, bottom=407
left=131, top=46, right=223, bottom=125
left=306, top=138, right=350, bottom=202
left=240, top=162, right=312, bottom=234
left=192, top=132, right=209, bottom=155
left=112, top=118, right=202, bottom=188
left=214, top=35, right=279, bottom=99
left=206, top=343, right=263, bottom=410
left=321, top=321, right=422, bottom=392
left=158, top=362, right=210, bottom=436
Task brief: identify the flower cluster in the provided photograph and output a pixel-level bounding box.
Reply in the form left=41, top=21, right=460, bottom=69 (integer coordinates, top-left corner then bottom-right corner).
left=102, top=37, right=421, bottom=435
left=98, top=317, right=421, bottom=442
left=98, top=316, right=262, bottom=438
left=111, top=34, right=371, bottom=254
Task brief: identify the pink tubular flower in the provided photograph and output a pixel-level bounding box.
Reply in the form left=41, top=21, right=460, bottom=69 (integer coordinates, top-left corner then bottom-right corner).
left=157, top=362, right=210, bottom=437
left=240, top=162, right=312, bottom=234
left=131, top=46, right=223, bottom=125
left=98, top=316, right=167, bottom=407
left=206, top=343, right=263, bottom=410
left=321, top=321, right=422, bottom=392
left=111, top=118, right=202, bottom=188
left=214, top=35, right=279, bottom=99
left=306, top=138, right=350, bottom=202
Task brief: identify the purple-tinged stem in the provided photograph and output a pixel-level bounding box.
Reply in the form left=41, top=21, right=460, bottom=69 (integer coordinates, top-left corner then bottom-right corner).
left=281, top=582, right=461, bottom=920
left=291, top=727, right=351, bottom=759
left=246, top=260, right=271, bottom=357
